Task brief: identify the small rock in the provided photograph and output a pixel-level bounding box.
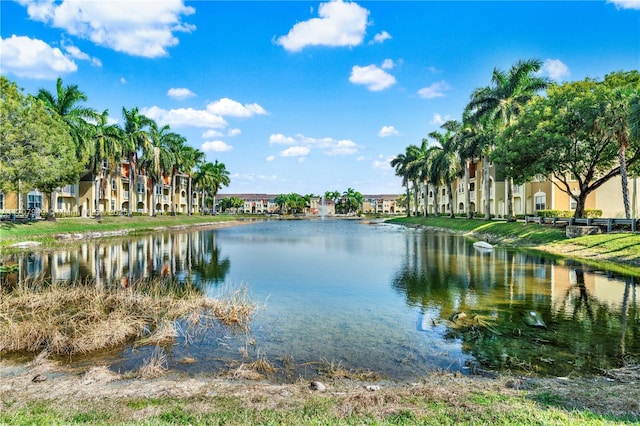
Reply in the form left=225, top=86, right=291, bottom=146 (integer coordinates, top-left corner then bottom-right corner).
left=31, top=374, right=47, bottom=383
left=365, top=385, right=380, bottom=392
left=309, top=381, right=326, bottom=392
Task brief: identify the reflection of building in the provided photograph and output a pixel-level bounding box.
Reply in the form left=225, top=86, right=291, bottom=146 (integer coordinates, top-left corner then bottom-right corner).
left=550, top=265, right=635, bottom=313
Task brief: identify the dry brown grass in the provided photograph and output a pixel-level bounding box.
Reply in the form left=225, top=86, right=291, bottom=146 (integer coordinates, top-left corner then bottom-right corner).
left=0, top=278, right=255, bottom=356
left=136, top=348, right=168, bottom=379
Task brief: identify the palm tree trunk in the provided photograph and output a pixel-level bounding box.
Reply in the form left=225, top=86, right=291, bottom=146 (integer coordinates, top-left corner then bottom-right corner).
left=448, top=180, right=455, bottom=218
left=187, top=177, right=193, bottom=216
left=619, top=147, right=631, bottom=219
left=128, top=155, right=135, bottom=217
left=483, top=155, right=491, bottom=221
left=465, top=159, right=472, bottom=218
left=506, top=177, right=516, bottom=222
left=423, top=181, right=428, bottom=217
left=405, top=184, right=410, bottom=217
left=413, top=181, right=419, bottom=216
left=171, top=172, right=177, bottom=216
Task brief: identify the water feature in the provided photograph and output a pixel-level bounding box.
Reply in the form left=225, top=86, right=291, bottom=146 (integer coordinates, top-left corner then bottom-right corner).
left=1, top=219, right=638, bottom=381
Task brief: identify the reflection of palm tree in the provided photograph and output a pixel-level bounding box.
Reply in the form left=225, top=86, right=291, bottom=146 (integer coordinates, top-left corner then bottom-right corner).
left=191, top=231, right=230, bottom=284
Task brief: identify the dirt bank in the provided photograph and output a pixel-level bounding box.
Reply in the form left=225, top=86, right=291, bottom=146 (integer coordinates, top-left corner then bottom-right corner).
left=1, top=359, right=638, bottom=423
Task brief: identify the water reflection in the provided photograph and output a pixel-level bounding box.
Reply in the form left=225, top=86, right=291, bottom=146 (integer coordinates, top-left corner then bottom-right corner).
left=1, top=230, right=230, bottom=287
left=1, top=221, right=638, bottom=379
left=392, top=230, right=639, bottom=375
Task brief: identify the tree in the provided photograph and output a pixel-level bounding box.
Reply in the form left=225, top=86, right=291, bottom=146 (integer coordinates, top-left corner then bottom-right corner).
left=468, top=59, right=550, bottom=221
left=599, top=71, right=640, bottom=219
left=182, top=147, right=205, bottom=216
left=342, top=187, right=364, bottom=214
left=87, top=109, right=123, bottom=217
left=143, top=122, right=179, bottom=216
left=426, top=128, right=461, bottom=218
left=210, top=160, right=230, bottom=214
left=1, top=76, right=82, bottom=219
left=498, top=75, right=640, bottom=218
left=122, top=107, right=152, bottom=216
left=391, top=146, right=421, bottom=217
left=36, top=77, right=97, bottom=165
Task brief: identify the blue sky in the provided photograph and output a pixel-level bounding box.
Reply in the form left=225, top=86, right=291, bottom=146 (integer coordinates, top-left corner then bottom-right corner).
left=2, top=1, right=639, bottom=195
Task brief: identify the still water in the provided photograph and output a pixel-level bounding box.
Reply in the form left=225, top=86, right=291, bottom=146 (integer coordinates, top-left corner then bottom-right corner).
left=3, top=219, right=638, bottom=380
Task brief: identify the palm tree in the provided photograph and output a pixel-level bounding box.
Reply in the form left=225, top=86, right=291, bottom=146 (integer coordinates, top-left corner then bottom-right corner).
left=195, top=161, right=216, bottom=214
left=426, top=129, right=461, bottom=218
left=37, top=77, right=97, bottom=164
left=210, top=160, right=231, bottom=214
left=87, top=109, right=123, bottom=217
left=143, top=122, right=178, bottom=216
left=391, top=145, right=421, bottom=217
left=443, top=115, right=486, bottom=218
left=184, top=147, right=205, bottom=216
left=468, top=59, right=550, bottom=221
left=121, top=107, right=152, bottom=216
left=342, top=187, right=363, bottom=214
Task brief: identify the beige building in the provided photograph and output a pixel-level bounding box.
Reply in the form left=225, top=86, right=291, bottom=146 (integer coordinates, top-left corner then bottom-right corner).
left=418, top=158, right=637, bottom=219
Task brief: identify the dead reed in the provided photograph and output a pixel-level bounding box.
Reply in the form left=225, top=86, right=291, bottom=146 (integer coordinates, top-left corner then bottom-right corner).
left=0, top=277, right=255, bottom=356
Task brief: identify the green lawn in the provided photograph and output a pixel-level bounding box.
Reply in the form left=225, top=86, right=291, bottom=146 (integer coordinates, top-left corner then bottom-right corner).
left=0, top=214, right=239, bottom=248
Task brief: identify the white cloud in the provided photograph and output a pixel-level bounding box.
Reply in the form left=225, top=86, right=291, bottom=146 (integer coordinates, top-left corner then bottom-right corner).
left=142, top=105, right=227, bottom=129
left=541, top=59, right=570, bottom=81
left=326, top=139, right=358, bottom=155
left=63, top=43, right=101, bottom=67
left=378, top=125, right=400, bottom=137
left=228, top=128, right=241, bottom=137
left=280, top=146, right=311, bottom=157
left=0, top=35, right=77, bottom=79
left=270, top=133, right=297, bottom=145
left=120, top=77, right=127, bottom=84
left=202, top=140, right=233, bottom=152
left=431, top=113, right=452, bottom=125
left=266, top=155, right=275, bottom=162
left=167, top=87, right=196, bottom=100
left=349, top=64, right=396, bottom=91
left=202, top=129, right=223, bottom=138
left=417, top=80, right=451, bottom=99
left=206, top=97, right=267, bottom=117
left=607, top=0, right=640, bottom=10
left=276, top=0, right=369, bottom=52
left=269, top=133, right=360, bottom=156
left=372, top=158, right=393, bottom=170
left=16, top=0, right=195, bottom=58
left=381, top=59, right=395, bottom=70
left=371, top=31, right=392, bottom=44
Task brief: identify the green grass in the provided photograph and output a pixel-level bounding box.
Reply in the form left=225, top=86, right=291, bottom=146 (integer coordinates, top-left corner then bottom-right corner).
left=386, top=216, right=567, bottom=245
left=0, top=214, right=239, bottom=248
left=1, top=388, right=635, bottom=425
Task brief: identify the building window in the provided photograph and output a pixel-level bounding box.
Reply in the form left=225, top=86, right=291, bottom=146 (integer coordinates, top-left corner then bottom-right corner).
left=137, top=182, right=145, bottom=193
left=27, top=191, right=43, bottom=209
left=534, top=192, right=546, bottom=211
left=111, top=200, right=115, bottom=211
left=569, top=196, right=577, bottom=210
left=0, top=192, right=4, bottom=210
left=469, top=182, right=475, bottom=191
left=155, top=185, right=162, bottom=195
left=57, top=197, right=63, bottom=210
left=112, top=179, right=117, bottom=191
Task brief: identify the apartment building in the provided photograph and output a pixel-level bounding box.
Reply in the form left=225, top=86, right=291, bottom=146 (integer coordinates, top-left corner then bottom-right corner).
left=418, top=158, right=638, bottom=218
left=0, top=160, right=201, bottom=217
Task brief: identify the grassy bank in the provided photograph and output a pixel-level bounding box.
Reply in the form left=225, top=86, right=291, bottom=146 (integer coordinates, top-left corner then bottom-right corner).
left=0, top=214, right=240, bottom=249
left=387, top=216, right=640, bottom=276
left=1, top=365, right=638, bottom=425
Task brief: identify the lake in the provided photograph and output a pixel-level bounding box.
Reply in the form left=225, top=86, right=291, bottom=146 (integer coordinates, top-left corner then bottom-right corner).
left=2, top=219, right=638, bottom=381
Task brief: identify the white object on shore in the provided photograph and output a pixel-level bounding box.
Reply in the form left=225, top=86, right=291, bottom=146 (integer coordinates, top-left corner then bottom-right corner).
left=473, top=241, right=493, bottom=250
